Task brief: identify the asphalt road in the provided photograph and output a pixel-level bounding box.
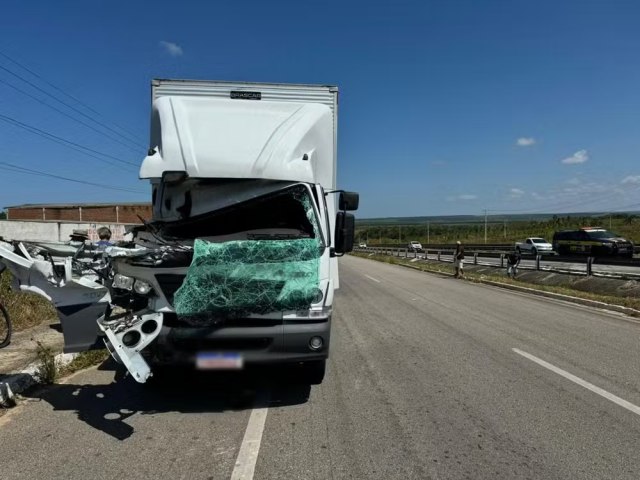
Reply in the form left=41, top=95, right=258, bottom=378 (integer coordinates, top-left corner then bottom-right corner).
left=2, top=255, right=640, bottom=479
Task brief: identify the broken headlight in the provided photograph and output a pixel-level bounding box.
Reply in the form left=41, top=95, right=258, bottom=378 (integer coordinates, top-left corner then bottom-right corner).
left=133, top=280, right=153, bottom=295
left=112, top=274, right=154, bottom=296
left=113, top=273, right=134, bottom=290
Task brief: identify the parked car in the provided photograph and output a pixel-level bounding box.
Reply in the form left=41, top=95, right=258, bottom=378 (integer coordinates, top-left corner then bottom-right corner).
left=515, top=237, right=554, bottom=256
left=552, top=228, right=634, bottom=258
left=359, top=243, right=367, bottom=248
left=408, top=241, right=423, bottom=252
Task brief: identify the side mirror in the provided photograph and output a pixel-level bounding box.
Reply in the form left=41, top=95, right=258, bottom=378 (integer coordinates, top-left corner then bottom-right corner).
left=339, top=192, right=359, bottom=211
left=334, top=212, right=355, bottom=254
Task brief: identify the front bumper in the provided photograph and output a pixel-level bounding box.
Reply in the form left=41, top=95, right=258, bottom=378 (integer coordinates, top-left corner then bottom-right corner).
left=146, top=315, right=332, bottom=366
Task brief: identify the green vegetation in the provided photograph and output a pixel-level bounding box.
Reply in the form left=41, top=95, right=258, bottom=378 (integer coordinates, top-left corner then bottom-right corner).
left=0, top=211, right=6, bottom=220
left=357, top=213, right=640, bottom=245
left=352, top=252, right=640, bottom=314
left=0, top=270, right=57, bottom=332
left=58, top=350, right=110, bottom=377
left=34, top=341, right=58, bottom=384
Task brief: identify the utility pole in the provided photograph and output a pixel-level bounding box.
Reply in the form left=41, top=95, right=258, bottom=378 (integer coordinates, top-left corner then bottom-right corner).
left=398, top=225, right=401, bottom=244
left=484, top=209, right=488, bottom=244
left=427, top=221, right=430, bottom=245
left=503, top=220, right=506, bottom=239
left=609, top=213, right=612, bottom=230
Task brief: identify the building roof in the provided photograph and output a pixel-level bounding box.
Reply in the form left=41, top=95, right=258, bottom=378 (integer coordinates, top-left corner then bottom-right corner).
left=6, top=202, right=151, bottom=209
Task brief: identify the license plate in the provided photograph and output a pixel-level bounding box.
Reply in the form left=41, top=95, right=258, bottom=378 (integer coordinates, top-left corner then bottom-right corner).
left=196, top=352, right=243, bottom=370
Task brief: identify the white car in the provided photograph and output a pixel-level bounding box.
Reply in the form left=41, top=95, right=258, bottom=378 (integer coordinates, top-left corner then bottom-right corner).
left=515, top=237, right=554, bottom=256
left=408, top=241, right=423, bottom=252
left=359, top=243, right=367, bottom=248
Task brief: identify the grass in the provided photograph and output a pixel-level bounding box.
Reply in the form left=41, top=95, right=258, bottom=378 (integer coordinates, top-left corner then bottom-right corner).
left=58, top=349, right=110, bottom=378
left=351, top=252, right=640, bottom=313
left=33, top=344, right=110, bottom=385
left=34, top=341, right=58, bottom=385
left=0, top=270, right=57, bottom=332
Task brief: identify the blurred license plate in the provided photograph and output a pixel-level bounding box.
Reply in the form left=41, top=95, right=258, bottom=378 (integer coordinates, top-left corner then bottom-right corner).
left=196, top=352, right=243, bottom=370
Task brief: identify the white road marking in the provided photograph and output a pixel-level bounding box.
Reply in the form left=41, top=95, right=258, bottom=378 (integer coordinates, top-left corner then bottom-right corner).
left=230, top=392, right=270, bottom=480
left=364, top=274, right=381, bottom=283
left=513, top=348, right=640, bottom=416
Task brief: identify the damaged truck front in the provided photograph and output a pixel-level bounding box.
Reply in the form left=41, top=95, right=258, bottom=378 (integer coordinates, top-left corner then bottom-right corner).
left=49, top=80, right=357, bottom=384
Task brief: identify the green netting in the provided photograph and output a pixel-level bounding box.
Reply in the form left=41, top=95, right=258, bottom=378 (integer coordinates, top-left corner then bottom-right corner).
left=173, top=237, right=321, bottom=320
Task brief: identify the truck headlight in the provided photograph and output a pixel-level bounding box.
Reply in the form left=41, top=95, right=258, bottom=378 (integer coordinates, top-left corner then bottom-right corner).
left=134, top=280, right=153, bottom=295
left=113, top=273, right=134, bottom=290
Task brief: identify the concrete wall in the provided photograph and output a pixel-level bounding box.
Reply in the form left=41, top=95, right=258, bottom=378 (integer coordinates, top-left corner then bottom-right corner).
left=0, top=220, right=134, bottom=243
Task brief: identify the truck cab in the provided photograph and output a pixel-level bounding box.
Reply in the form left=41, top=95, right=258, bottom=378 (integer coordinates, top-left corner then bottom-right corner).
left=102, top=80, right=357, bottom=384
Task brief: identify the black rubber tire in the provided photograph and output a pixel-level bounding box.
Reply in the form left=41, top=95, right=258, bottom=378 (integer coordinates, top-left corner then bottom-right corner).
left=0, top=302, right=12, bottom=349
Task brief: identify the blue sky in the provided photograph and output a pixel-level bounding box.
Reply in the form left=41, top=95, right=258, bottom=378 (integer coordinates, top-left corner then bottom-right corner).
left=1, top=0, right=639, bottom=218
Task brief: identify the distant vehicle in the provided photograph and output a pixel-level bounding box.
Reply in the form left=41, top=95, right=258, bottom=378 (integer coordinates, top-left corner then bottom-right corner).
left=359, top=243, right=367, bottom=248
left=552, top=228, right=634, bottom=258
left=515, top=237, right=554, bottom=256
left=408, top=241, right=423, bottom=252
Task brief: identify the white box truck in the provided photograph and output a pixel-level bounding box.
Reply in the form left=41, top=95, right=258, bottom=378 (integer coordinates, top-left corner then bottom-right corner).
left=0, top=79, right=358, bottom=385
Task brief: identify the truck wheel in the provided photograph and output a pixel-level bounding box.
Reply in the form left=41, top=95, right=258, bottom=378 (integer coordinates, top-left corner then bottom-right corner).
left=301, top=360, right=326, bottom=385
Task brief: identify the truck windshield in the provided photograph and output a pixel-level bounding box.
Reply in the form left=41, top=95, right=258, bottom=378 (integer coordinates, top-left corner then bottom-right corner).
left=531, top=238, right=546, bottom=243
left=157, top=184, right=324, bottom=246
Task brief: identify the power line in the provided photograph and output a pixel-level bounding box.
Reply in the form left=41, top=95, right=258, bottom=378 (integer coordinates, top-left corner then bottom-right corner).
left=0, top=162, right=146, bottom=194
left=0, top=113, right=138, bottom=169
left=0, top=49, right=144, bottom=146
left=0, top=76, right=143, bottom=154
left=0, top=61, right=145, bottom=151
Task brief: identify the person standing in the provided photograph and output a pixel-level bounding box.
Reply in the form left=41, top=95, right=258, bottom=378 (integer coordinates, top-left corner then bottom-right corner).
left=95, top=226, right=114, bottom=249
left=454, top=240, right=465, bottom=278
left=506, top=250, right=521, bottom=278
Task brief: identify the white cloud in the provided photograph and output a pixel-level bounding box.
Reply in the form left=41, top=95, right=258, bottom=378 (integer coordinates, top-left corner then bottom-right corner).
left=516, top=137, right=536, bottom=147
left=566, top=177, right=581, bottom=185
left=509, top=188, right=525, bottom=197
left=446, top=194, right=478, bottom=202
left=561, top=149, right=589, bottom=165
left=621, top=175, right=640, bottom=185
left=160, top=41, right=183, bottom=57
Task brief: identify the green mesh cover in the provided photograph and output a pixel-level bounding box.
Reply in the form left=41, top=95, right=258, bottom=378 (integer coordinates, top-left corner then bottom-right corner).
left=173, top=237, right=321, bottom=319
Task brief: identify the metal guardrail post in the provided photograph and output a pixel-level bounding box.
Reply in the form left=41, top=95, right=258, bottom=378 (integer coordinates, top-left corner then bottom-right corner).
left=474, top=253, right=478, bottom=265
left=405, top=248, right=408, bottom=258
left=500, top=254, right=504, bottom=268
left=437, top=251, right=441, bottom=261
left=587, top=256, right=593, bottom=276
left=535, top=254, right=541, bottom=271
